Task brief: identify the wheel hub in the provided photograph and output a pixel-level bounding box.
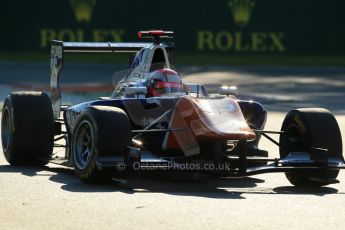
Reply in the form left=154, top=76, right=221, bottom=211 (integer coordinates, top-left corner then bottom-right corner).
left=74, top=120, right=94, bottom=169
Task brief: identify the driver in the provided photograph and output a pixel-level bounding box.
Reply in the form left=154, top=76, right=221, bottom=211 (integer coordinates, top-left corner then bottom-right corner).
left=147, top=69, right=183, bottom=97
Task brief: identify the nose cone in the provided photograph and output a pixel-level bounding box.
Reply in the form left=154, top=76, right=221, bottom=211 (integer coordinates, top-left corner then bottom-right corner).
left=171, top=96, right=256, bottom=141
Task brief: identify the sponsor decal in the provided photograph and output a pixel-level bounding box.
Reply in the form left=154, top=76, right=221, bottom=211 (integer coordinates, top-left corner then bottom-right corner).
left=70, top=0, right=97, bottom=23
left=39, top=0, right=126, bottom=47
left=228, top=0, right=255, bottom=27
left=40, top=29, right=126, bottom=47
left=197, top=0, right=286, bottom=53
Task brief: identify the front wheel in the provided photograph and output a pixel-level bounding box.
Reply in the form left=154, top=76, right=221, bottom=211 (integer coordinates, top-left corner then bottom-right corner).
left=279, top=108, right=343, bottom=187
left=71, top=106, right=131, bottom=183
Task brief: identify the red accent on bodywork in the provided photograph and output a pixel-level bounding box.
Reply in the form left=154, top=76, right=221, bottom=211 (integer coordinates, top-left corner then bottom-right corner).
left=138, top=31, right=165, bottom=38
left=149, top=30, right=165, bottom=35
left=138, top=30, right=174, bottom=39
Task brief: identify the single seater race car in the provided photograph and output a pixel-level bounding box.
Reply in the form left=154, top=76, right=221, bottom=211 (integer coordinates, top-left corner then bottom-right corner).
left=1, top=30, right=345, bottom=187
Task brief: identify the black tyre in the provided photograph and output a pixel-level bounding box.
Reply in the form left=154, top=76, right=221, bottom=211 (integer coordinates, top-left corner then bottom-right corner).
left=1, top=92, right=54, bottom=166
left=279, top=108, right=342, bottom=187
left=71, top=106, right=131, bottom=183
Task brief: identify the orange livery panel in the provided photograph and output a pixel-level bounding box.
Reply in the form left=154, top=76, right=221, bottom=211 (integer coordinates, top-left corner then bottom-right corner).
left=163, top=96, right=256, bottom=155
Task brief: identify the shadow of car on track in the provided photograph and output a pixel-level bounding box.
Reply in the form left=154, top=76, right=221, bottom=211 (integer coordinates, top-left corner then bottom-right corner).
left=0, top=164, right=341, bottom=199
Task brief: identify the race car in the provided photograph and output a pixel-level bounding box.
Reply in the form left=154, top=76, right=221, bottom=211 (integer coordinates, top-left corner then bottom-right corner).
left=1, top=30, right=344, bottom=187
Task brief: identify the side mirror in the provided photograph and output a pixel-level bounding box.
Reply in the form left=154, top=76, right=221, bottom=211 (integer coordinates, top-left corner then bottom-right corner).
left=219, top=85, right=238, bottom=96
left=124, top=86, right=147, bottom=98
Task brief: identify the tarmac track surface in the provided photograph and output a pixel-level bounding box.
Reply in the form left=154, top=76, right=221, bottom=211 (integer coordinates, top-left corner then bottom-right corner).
left=0, top=63, right=345, bottom=230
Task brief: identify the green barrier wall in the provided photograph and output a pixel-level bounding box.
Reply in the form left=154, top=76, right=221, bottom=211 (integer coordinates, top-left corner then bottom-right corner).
left=1, top=0, right=344, bottom=55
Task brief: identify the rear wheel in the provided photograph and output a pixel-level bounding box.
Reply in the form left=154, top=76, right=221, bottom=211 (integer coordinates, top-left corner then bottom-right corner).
left=279, top=108, right=342, bottom=187
left=1, top=92, right=54, bottom=166
left=72, top=106, right=131, bottom=183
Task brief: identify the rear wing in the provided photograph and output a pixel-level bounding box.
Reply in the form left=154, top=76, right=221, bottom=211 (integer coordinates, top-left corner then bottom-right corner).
left=50, top=40, right=174, bottom=119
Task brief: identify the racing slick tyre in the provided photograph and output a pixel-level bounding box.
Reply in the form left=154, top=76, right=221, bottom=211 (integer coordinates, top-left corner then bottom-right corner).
left=1, top=92, right=54, bottom=166
left=71, top=106, right=131, bottom=183
left=279, top=108, right=342, bottom=187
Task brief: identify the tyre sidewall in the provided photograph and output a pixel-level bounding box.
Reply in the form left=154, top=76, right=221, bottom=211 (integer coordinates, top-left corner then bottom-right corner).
left=72, top=110, right=100, bottom=181
left=1, top=93, right=54, bottom=165
left=71, top=106, right=131, bottom=183
left=2, top=97, right=17, bottom=164
left=280, top=109, right=342, bottom=186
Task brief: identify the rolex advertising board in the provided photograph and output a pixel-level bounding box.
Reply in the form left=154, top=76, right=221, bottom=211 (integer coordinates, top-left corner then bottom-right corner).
left=0, top=0, right=344, bottom=55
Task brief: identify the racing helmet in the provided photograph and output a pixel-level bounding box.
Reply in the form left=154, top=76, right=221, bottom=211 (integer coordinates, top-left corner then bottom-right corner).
left=147, top=69, right=183, bottom=97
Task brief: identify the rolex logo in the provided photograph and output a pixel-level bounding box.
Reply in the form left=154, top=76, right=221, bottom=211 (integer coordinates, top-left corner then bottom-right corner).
left=70, top=0, right=96, bottom=23
left=228, top=0, right=255, bottom=27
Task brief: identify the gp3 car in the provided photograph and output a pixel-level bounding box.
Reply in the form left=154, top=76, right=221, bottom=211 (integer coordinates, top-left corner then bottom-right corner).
left=1, top=30, right=345, bottom=187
